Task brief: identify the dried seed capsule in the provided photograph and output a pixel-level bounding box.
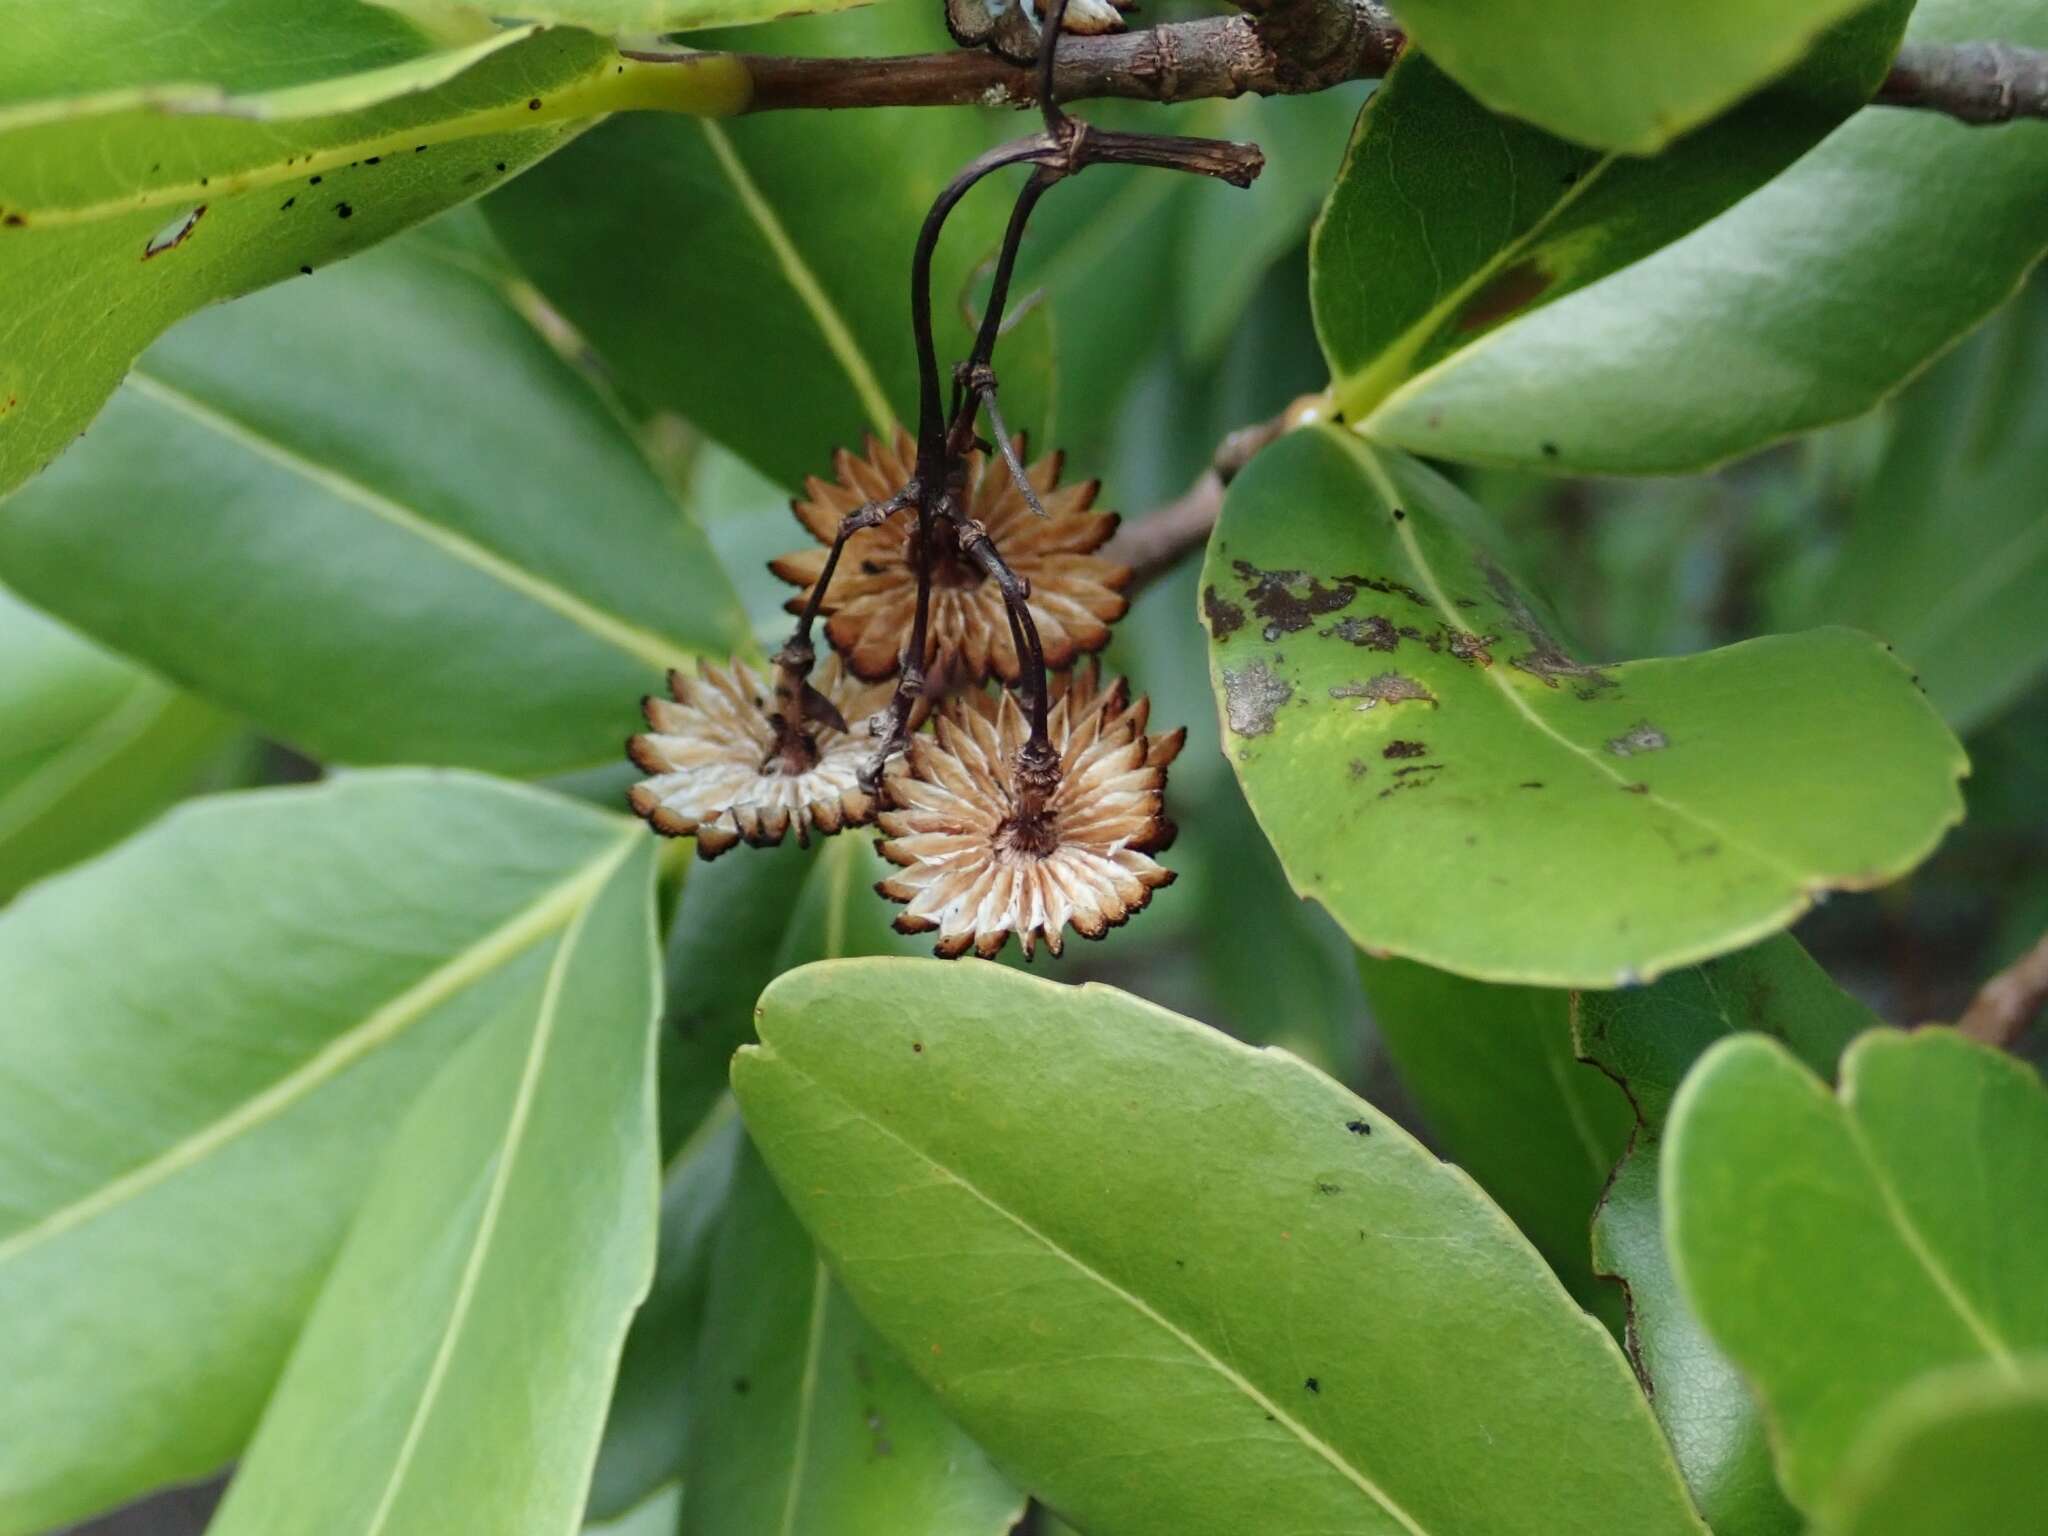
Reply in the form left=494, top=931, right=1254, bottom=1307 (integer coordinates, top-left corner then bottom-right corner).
left=875, top=664, right=1181, bottom=959
left=773, top=428, right=1129, bottom=687
left=628, top=655, right=898, bottom=859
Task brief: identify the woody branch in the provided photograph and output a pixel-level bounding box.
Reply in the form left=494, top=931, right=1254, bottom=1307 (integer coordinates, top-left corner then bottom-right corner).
left=667, top=1, right=2048, bottom=127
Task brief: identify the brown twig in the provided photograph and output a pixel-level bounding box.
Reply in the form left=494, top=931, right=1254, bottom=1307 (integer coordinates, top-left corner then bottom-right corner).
left=1956, top=930, right=2048, bottom=1049
left=677, top=6, right=2048, bottom=128
left=1878, top=39, right=2048, bottom=124
left=1110, top=410, right=1297, bottom=590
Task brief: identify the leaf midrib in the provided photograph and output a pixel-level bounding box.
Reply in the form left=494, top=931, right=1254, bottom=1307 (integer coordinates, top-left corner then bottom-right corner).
left=697, top=120, right=897, bottom=444
left=123, top=369, right=696, bottom=675
left=1838, top=1098, right=2021, bottom=1373
left=0, top=675, right=177, bottom=847
left=1338, top=432, right=1811, bottom=891
left=359, top=839, right=618, bottom=1534
left=756, top=1047, right=1434, bottom=1536
left=0, top=829, right=638, bottom=1269
left=1334, top=130, right=1616, bottom=424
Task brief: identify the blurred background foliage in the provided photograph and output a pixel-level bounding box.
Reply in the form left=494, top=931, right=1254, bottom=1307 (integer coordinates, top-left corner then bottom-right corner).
left=4, top=5, right=2044, bottom=1530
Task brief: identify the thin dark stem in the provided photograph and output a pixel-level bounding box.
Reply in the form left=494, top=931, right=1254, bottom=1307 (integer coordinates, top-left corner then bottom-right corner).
left=911, top=136, right=1057, bottom=474
left=786, top=489, right=914, bottom=649
left=971, top=167, right=1059, bottom=372
left=1039, top=0, right=1074, bottom=134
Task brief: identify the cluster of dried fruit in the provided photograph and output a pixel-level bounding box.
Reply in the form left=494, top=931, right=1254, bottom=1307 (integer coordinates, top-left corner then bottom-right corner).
left=624, top=0, right=1257, bottom=960
left=627, top=430, right=1182, bottom=960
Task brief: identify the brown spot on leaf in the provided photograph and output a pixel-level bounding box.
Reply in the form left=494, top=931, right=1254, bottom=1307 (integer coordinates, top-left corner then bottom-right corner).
left=1605, top=720, right=1669, bottom=757
left=1458, top=259, right=1552, bottom=333
left=143, top=205, right=205, bottom=259
left=1324, top=614, right=1400, bottom=651
left=1223, top=660, right=1292, bottom=737
left=1480, top=555, right=1616, bottom=694
left=1233, top=560, right=1360, bottom=640
left=1203, top=584, right=1246, bottom=641
left=1382, top=740, right=1426, bottom=760
left=1329, top=672, right=1436, bottom=712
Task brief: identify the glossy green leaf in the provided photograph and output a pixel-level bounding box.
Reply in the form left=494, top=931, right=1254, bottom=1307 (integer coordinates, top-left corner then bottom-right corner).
left=209, top=834, right=660, bottom=1535
left=1358, top=958, right=1630, bottom=1308
left=0, top=0, right=752, bottom=501
left=0, top=584, right=235, bottom=901
left=1364, top=0, right=2048, bottom=473
left=1200, top=426, right=1966, bottom=986
left=1806, top=279, right=2048, bottom=733
left=682, top=1137, right=1023, bottom=1536
left=588, top=1099, right=743, bottom=1523
left=1815, top=1360, right=2048, bottom=1536
left=1312, top=6, right=1906, bottom=432
left=0, top=771, right=641, bottom=1534
left=1665, top=1029, right=2048, bottom=1511
left=1577, top=936, right=1878, bottom=1536
left=737, top=958, right=1711, bottom=1536
left=485, top=3, right=1054, bottom=493
left=0, top=220, right=749, bottom=775
left=1387, top=0, right=1878, bottom=152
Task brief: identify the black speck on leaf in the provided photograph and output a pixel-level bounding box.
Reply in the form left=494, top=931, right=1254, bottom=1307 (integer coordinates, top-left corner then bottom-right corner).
left=1540, top=441, right=1559, bottom=458
left=528, top=97, right=542, bottom=110
left=495, top=162, right=508, bottom=172
left=336, top=203, right=353, bottom=219
left=1305, top=1378, right=1320, bottom=1394
left=298, top=265, right=312, bottom=275
left=732, top=1376, right=750, bottom=1395
left=1345, top=1119, right=1371, bottom=1136
left=911, top=1041, right=923, bottom=1054
left=310, top=175, right=323, bottom=185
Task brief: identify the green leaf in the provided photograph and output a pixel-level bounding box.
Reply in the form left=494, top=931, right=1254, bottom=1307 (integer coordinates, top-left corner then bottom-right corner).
left=1387, top=0, right=1881, bottom=152
left=0, top=584, right=236, bottom=901
left=208, top=833, right=661, bottom=1535
left=1362, top=0, right=2048, bottom=473
left=682, top=1136, right=1023, bottom=1536
left=1815, top=1360, right=2048, bottom=1536
left=484, top=2, right=1054, bottom=493
left=1665, top=1028, right=2048, bottom=1512
left=1357, top=958, right=1631, bottom=1308
left=1200, top=426, right=1966, bottom=986
left=588, top=1099, right=743, bottom=1523
left=736, top=958, right=1710, bottom=1536
left=1312, top=5, right=1907, bottom=433
left=1804, top=279, right=2048, bottom=734
left=1578, top=935, right=1879, bottom=1536
left=0, top=0, right=752, bottom=501
left=0, top=219, right=749, bottom=776
left=0, top=771, right=642, bottom=1534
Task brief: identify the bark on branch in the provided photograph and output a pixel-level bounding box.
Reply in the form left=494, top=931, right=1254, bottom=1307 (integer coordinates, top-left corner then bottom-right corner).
left=690, top=3, right=2048, bottom=128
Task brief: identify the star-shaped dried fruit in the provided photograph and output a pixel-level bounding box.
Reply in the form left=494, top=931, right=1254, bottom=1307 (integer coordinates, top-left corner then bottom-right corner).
left=772, top=427, right=1129, bottom=686
left=875, top=664, right=1181, bottom=958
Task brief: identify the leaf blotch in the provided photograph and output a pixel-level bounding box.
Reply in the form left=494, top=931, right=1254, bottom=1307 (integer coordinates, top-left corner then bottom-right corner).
left=1457, top=259, right=1552, bottom=334
left=1605, top=720, right=1669, bottom=757
left=1222, top=661, right=1292, bottom=737
left=1330, top=672, right=1436, bottom=712
left=1203, top=584, right=1246, bottom=641
left=143, top=205, right=206, bottom=260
